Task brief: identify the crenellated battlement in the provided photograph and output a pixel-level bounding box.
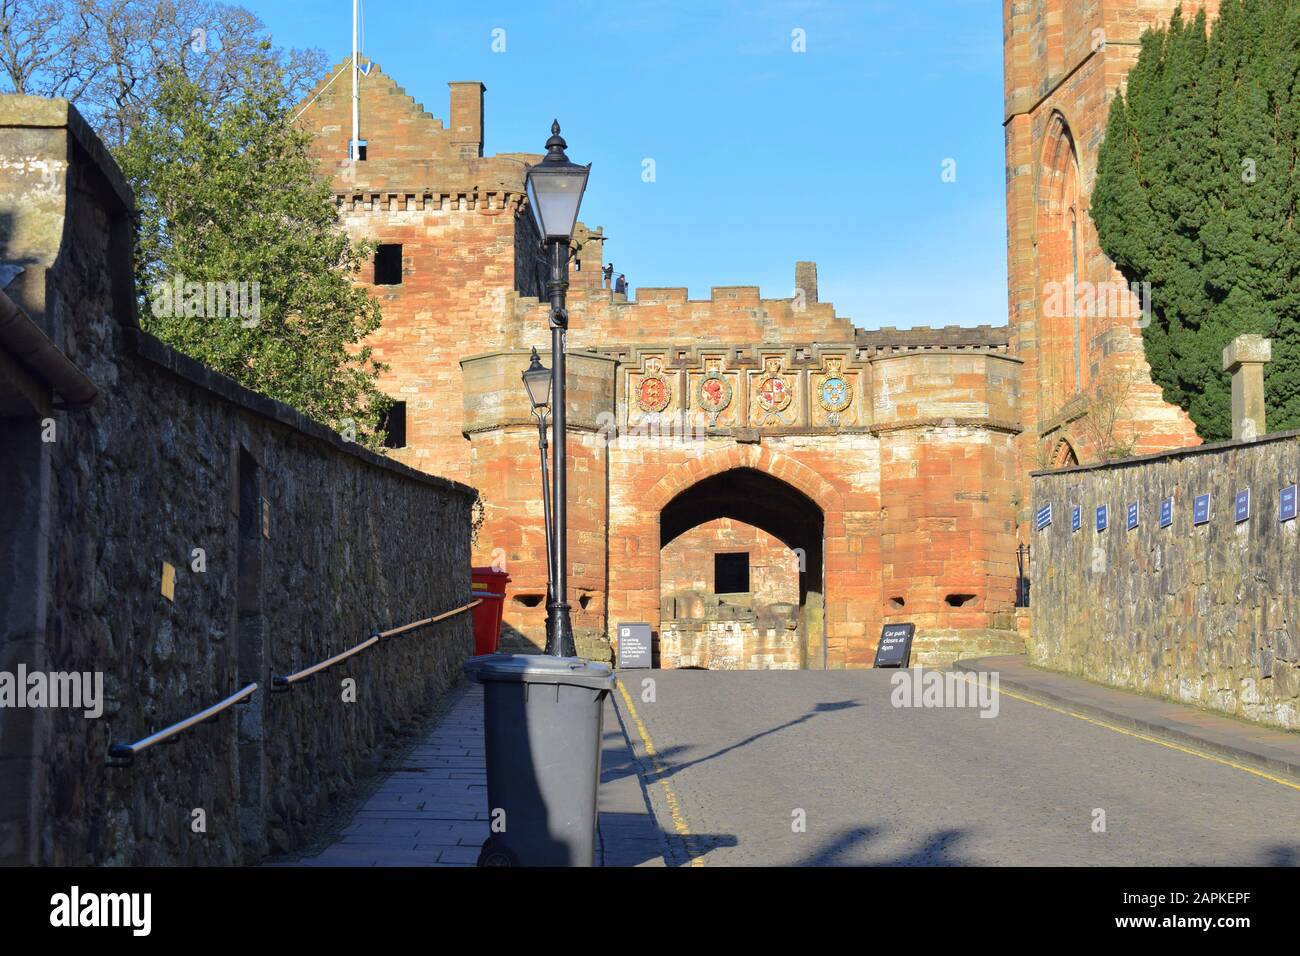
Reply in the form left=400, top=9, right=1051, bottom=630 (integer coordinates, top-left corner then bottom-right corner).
left=332, top=189, right=526, bottom=214
left=856, top=324, right=1009, bottom=354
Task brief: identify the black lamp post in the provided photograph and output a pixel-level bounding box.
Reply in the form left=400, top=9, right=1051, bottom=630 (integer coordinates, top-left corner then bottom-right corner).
left=521, top=347, right=557, bottom=644
left=525, top=121, right=589, bottom=658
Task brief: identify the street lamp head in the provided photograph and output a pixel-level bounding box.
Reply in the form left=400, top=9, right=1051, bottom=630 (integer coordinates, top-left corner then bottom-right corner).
left=525, top=120, right=590, bottom=243
left=522, top=346, right=552, bottom=411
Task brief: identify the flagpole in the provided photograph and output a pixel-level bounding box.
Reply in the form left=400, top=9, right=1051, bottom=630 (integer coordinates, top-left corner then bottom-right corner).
left=350, top=0, right=359, bottom=160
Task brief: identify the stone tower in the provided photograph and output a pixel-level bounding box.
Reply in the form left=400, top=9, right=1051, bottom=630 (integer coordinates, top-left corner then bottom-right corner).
left=1002, top=0, right=1214, bottom=487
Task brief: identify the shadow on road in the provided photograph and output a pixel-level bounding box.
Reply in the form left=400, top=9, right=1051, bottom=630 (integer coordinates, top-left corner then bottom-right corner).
left=642, top=698, right=862, bottom=785
left=797, top=825, right=973, bottom=866
left=1259, top=844, right=1300, bottom=866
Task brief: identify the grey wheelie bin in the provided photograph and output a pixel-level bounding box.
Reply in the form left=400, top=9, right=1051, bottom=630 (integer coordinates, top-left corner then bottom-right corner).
left=464, top=654, right=616, bottom=867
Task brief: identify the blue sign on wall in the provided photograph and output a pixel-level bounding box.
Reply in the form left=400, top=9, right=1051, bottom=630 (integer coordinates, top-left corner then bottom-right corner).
left=1096, top=505, right=1108, bottom=532
left=1193, top=493, right=1211, bottom=526
left=1036, top=503, right=1052, bottom=531
left=1159, top=497, right=1173, bottom=529
left=1281, top=485, right=1298, bottom=523
left=1234, top=489, right=1251, bottom=523
left=1071, top=505, right=1081, bottom=533
left=1127, top=502, right=1139, bottom=531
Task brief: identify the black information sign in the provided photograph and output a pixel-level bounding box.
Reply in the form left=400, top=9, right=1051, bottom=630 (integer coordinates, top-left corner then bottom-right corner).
left=616, top=622, right=653, bottom=669
left=873, top=623, right=915, bottom=668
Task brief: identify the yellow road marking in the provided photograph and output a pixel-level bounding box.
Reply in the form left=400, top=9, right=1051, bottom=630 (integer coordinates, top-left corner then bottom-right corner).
left=965, top=674, right=1300, bottom=793
left=615, top=678, right=705, bottom=867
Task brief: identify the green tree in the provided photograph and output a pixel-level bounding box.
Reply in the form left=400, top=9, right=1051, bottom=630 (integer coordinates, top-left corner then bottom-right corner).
left=1092, top=0, right=1300, bottom=441
left=117, top=64, right=390, bottom=447
left=0, top=0, right=325, bottom=148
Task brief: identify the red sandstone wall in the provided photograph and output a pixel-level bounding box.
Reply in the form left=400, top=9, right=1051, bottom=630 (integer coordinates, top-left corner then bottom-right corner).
left=661, top=519, right=799, bottom=607
left=297, top=65, right=537, bottom=487
left=1004, top=0, right=1211, bottom=535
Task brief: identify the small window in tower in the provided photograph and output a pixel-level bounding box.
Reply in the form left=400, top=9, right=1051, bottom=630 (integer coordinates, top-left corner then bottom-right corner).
left=381, top=401, right=407, bottom=449
left=375, top=244, right=403, bottom=285
left=714, top=552, right=750, bottom=595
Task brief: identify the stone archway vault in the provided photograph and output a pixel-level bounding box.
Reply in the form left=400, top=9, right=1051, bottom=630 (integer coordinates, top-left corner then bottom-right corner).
left=609, top=444, right=848, bottom=670
left=658, top=467, right=825, bottom=669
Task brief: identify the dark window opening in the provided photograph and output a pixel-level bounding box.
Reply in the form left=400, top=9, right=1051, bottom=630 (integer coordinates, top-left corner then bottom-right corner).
left=578, top=594, right=593, bottom=610
left=513, top=594, right=544, bottom=608
left=889, top=596, right=906, bottom=609
left=945, top=593, right=978, bottom=608
left=374, top=244, right=403, bottom=285
left=381, top=401, right=406, bottom=449
left=351, top=141, right=367, bottom=161
left=714, top=552, right=750, bottom=595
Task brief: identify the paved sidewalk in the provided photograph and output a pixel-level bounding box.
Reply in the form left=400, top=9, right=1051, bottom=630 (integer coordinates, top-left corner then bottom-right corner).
left=956, top=655, right=1300, bottom=783
left=284, top=679, right=668, bottom=867
left=598, top=686, right=671, bottom=867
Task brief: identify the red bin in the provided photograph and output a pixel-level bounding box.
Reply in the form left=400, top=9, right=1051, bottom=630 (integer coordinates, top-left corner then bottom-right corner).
left=470, top=567, right=511, bottom=655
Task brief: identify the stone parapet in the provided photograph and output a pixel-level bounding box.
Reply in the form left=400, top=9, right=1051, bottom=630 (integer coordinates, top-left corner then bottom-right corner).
left=460, top=348, right=617, bottom=436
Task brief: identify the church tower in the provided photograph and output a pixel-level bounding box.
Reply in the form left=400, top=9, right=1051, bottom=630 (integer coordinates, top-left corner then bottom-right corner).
left=1003, top=0, right=1215, bottom=480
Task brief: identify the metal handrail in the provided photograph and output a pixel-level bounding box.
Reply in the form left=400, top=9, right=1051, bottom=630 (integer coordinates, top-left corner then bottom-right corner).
left=273, top=634, right=380, bottom=690
left=107, top=683, right=258, bottom=767
left=106, top=598, right=485, bottom=765
left=273, top=598, right=482, bottom=690
left=378, top=598, right=481, bottom=639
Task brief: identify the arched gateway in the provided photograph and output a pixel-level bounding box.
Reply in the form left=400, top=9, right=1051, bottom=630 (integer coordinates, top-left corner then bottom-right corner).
left=463, top=336, right=1026, bottom=670
left=659, top=468, right=825, bottom=669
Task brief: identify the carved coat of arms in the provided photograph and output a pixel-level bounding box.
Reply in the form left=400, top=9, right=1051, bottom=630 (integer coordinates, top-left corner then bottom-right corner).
left=818, top=357, right=853, bottom=425
left=696, top=359, right=732, bottom=426
left=756, top=358, right=793, bottom=414
left=636, top=357, right=671, bottom=413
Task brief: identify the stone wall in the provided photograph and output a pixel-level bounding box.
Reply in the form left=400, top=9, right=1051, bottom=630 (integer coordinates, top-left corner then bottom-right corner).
left=660, top=519, right=802, bottom=669
left=661, top=616, right=802, bottom=671
left=1030, top=431, right=1300, bottom=731
left=661, top=519, right=799, bottom=608
left=0, top=97, right=475, bottom=865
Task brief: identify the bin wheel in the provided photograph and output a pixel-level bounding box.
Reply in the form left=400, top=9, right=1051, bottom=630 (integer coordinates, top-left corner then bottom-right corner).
left=477, top=838, right=518, bottom=868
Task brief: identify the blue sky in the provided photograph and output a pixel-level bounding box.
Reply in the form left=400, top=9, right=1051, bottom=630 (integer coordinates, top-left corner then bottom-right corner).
left=248, top=0, right=1006, bottom=330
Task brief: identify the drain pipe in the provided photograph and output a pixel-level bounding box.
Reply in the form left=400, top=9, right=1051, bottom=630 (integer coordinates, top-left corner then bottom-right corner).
left=0, top=290, right=98, bottom=409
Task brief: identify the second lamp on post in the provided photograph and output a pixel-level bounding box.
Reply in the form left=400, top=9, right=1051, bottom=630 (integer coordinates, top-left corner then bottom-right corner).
left=524, top=120, right=589, bottom=659
left=521, top=347, right=557, bottom=644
